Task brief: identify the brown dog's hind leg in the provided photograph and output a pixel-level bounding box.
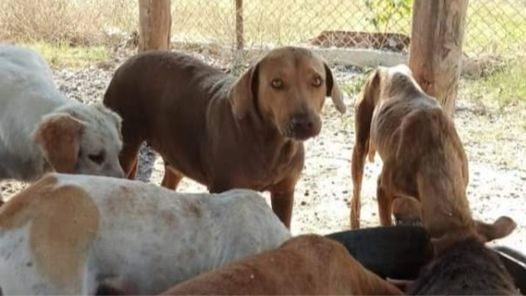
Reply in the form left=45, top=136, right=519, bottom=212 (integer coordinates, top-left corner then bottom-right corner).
left=119, top=141, right=143, bottom=179
left=161, top=163, right=184, bottom=190
left=127, top=157, right=139, bottom=179
left=117, top=120, right=147, bottom=179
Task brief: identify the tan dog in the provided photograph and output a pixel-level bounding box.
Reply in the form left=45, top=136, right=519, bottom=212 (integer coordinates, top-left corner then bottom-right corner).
left=0, top=173, right=291, bottom=294
left=103, top=47, right=345, bottom=228
left=350, top=64, right=516, bottom=242
left=161, top=234, right=402, bottom=295
left=0, top=44, right=124, bottom=185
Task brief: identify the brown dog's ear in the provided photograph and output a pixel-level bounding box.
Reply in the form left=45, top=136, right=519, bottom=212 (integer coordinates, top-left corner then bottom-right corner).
left=324, top=63, right=346, bottom=114
left=32, top=113, right=86, bottom=174
left=229, top=63, right=260, bottom=120
left=475, top=216, right=517, bottom=242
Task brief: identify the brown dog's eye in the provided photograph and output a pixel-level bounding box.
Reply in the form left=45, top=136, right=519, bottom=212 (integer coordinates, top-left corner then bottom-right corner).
left=313, top=76, right=323, bottom=87
left=88, top=151, right=105, bottom=164
left=271, top=79, right=284, bottom=90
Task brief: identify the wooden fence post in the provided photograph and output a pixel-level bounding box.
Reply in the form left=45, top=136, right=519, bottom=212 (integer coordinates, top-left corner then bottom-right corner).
left=408, top=0, right=469, bottom=117
left=138, top=0, right=172, bottom=52
left=235, top=0, right=244, bottom=51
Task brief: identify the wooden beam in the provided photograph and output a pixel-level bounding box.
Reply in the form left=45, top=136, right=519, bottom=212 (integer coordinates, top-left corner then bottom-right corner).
left=138, top=0, right=172, bottom=52
left=235, top=0, right=244, bottom=51
left=408, top=0, right=469, bottom=117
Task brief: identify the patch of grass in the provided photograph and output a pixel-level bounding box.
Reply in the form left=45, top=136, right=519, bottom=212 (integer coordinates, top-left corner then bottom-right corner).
left=0, top=0, right=137, bottom=46
left=461, top=57, right=526, bottom=108
left=341, top=72, right=370, bottom=98
left=20, top=42, right=110, bottom=68
left=337, top=71, right=370, bottom=129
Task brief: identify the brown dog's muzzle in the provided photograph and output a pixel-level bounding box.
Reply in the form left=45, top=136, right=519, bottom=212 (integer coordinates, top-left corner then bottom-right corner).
left=286, top=113, right=321, bottom=140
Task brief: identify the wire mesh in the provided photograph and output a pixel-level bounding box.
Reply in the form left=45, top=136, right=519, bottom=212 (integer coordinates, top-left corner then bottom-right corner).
left=169, top=0, right=526, bottom=65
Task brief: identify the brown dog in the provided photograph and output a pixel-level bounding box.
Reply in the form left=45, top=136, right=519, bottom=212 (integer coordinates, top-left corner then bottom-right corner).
left=160, top=234, right=402, bottom=295
left=350, top=64, right=516, bottom=242
left=408, top=229, right=519, bottom=295
left=103, top=47, right=345, bottom=228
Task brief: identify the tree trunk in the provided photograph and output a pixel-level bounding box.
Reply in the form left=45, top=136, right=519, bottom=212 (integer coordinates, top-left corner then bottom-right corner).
left=408, top=0, right=469, bottom=117
left=138, top=0, right=172, bottom=52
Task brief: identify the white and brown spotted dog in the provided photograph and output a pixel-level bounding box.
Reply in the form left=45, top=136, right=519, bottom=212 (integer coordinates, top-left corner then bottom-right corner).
left=0, top=173, right=291, bottom=295
left=0, top=44, right=124, bottom=188
left=350, top=64, right=516, bottom=244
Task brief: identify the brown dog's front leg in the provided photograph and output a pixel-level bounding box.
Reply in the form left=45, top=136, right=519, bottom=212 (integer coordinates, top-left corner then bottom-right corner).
left=377, top=173, right=394, bottom=227
left=161, top=163, right=184, bottom=190
left=270, top=190, right=294, bottom=229
left=377, top=184, right=393, bottom=227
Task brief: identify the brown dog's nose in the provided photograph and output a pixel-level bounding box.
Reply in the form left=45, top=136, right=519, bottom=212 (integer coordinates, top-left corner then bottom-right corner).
left=291, top=115, right=314, bottom=131
left=289, top=114, right=319, bottom=140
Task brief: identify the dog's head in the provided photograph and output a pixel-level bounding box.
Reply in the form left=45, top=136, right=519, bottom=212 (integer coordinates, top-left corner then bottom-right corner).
left=392, top=195, right=423, bottom=227
left=391, top=195, right=516, bottom=255
left=430, top=216, right=517, bottom=256
left=230, top=46, right=346, bottom=141
left=32, top=103, right=125, bottom=178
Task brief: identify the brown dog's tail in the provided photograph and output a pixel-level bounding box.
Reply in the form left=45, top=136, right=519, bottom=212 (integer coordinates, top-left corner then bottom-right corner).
left=350, top=72, right=379, bottom=229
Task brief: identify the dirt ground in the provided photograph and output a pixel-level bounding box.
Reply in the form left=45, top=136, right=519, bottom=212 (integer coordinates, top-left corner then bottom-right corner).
left=1, top=54, right=524, bottom=254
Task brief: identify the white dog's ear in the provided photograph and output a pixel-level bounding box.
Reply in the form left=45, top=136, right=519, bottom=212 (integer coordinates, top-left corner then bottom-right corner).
left=229, top=63, right=260, bottom=120
left=32, top=113, right=86, bottom=173
left=94, top=103, right=122, bottom=132
left=324, top=63, right=346, bottom=114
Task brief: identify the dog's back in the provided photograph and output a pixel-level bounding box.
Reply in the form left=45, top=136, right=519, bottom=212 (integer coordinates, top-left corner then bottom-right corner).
left=0, top=44, right=64, bottom=107
left=399, top=107, right=471, bottom=237
left=104, top=50, right=226, bottom=126
left=0, top=173, right=290, bottom=294
left=161, top=235, right=402, bottom=295
left=103, top=50, right=228, bottom=183
left=371, top=98, right=438, bottom=151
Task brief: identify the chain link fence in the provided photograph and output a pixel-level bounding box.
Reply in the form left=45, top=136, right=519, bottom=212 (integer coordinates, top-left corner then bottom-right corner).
left=0, top=0, right=524, bottom=69
left=169, top=0, right=526, bottom=67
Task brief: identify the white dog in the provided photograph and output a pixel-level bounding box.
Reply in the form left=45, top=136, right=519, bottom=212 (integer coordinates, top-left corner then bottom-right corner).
left=0, top=173, right=291, bottom=295
left=0, top=44, right=124, bottom=184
